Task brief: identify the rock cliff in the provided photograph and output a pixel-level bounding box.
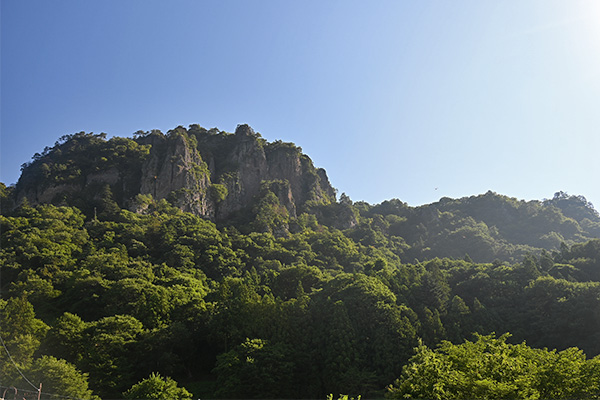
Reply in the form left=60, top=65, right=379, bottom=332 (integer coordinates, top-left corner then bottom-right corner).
left=14, top=124, right=337, bottom=223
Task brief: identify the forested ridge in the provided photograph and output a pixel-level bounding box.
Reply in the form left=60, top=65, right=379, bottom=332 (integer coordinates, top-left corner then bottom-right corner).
left=2, top=124, right=600, bottom=399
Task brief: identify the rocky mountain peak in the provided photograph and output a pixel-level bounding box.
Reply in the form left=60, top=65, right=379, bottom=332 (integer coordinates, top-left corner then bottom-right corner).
left=13, top=124, right=337, bottom=226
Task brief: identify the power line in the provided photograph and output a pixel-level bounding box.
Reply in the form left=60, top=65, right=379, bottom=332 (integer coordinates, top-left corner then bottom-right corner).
left=0, top=335, right=92, bottom=400
left=0, top=333, right=40, bottom=391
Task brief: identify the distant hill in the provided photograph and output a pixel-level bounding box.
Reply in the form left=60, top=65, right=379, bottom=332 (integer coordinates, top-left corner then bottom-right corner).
left=354, top=190, right=600, bottom=263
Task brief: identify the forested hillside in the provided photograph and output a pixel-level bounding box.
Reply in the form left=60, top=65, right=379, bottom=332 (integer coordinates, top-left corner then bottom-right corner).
left=2, top=124, right=600, bottom=399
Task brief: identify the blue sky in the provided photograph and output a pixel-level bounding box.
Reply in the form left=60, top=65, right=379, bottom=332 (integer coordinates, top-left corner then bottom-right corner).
left=2, top=1, right=600, bottom=209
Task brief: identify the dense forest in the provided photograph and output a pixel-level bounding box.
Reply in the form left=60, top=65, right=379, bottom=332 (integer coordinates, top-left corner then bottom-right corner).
left=2, top=124, right=600, bottom=399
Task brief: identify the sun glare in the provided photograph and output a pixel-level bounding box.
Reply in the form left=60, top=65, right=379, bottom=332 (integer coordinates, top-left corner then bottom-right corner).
left=582, top=1, right=600, bottom=42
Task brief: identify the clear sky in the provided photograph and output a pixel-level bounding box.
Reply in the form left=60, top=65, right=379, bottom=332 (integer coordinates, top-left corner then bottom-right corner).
left=2, top=1, right=600, bottom=209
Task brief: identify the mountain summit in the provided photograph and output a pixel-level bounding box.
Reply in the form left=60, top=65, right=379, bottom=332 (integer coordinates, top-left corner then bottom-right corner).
left=14, top=124, right=336, bottom=222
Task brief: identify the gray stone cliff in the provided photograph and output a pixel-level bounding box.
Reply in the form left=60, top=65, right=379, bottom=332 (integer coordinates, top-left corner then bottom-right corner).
left=14, top=124, right=337, bottom=222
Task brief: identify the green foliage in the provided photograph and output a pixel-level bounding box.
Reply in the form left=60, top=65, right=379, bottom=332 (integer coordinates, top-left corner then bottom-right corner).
left=0, top=182, right=15, bottom=214
left=209, top=183, right=228, bottom=203
left=327, top=395, right=362, bottom=400
left=0, top=297, right=49, bottom=380
left=105, top=278, right=171, bottom=328
left=357, top=191, right=600, bottom=263
left=522, top=276, right=600, bottom=355
left=17, top=132, right=150, bottom=209
left=252, top=181, right=292, bottom=236
left=387, top=333, right=599, bottom=400
left=78, top=315, right=145, bottom=396
left=44, top=312, right=86, bottom=363
left=5, top=128, right=600, bottom=399
left=213, top=338, right=294, bottom=399
left=23, top=356, right=99, bottom=400
left=123, top=372, right=192, bottom=400
left=544, top=191, right=599, bottom=222
left=2, top=197, right=599, bottom=398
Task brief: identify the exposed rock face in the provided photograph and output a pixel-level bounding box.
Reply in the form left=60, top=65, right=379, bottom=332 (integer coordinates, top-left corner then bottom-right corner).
left=14, top=124, right=337, bottom=222
left=17, top=183, right=80, bottom=205
left=214, top=125, right=271, bottom=219
left=138, top=132, right=214, bottom=217
left=210, top=125, right=336, bottom=220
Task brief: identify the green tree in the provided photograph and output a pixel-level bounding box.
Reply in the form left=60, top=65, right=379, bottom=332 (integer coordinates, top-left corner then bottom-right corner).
left=22, top=356, right=99, bottom=400
left=105, top=278, right=171, bottom=329
left=0, top=182, right=15, bottom=214
left=316, top=300, right=368, bottom=395
left=213, top=338, right=294, bottom=399
left=317, top=274, right=419, bottom=390
left=123, top=372, right=192, bottom=400
left=43, top=312, right=86, bottom=364
left=252, top=183, right=291, bottom=236
left=387, top=333, right=598, bottom=400
left=80, top=315, right=145, bottom=397
left=0, top=297, right=49, bottom=381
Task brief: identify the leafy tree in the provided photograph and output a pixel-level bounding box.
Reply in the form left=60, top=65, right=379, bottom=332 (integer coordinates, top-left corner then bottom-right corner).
left=23, top=356, right=99, bottom=400
left=0, top=297, right=49, bottom=380
left=123, top=372, right=192, bottom=400
left=0, top=182, right=15, bottom=214
left=105, top=278, right=171, bottom=329
left=80, top=314, right=145, bottom=397
left=209, top=183, right=228, bottom=203
left=252, top=181, right=291, bottom=236
left=315, top=300, right=369, bottom=395
left=327, top=395, right=362, bottom=400
left=415, top=259, right=451, bottom=312
left=272, top=264, right=324, bottom=300
left=43, top=312, right=86, bottom=364
left=207, top=277, right=262, bottom=351
left=317, top=274, right=419, bottom=390
left=387, top=333, right=599, bottom=400
left=419, top=306, right=446, bottom=345
left=61, top=273, right=111, bottom=321
left=522, top=276, right=600, bottom=355
left=213, top=338, right=294, bottom=399
left=443, top=295, right=472, bottom=342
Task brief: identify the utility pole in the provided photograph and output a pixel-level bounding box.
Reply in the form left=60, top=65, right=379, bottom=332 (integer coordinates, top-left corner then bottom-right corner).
left=37, top=383, right=42, bottom=400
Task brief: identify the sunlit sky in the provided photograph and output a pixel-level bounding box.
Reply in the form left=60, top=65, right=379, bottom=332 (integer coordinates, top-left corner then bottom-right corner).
left=2, top=1, right=600, bottom=209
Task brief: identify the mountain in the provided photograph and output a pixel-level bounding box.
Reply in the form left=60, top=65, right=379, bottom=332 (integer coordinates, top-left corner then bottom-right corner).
left=355, top=190, right=600, bottom=263
left=7, top=123, right=600, bottom=262
left=13, top=124, right=335, bottom=223
left=3, top=123, right=600, bottom=399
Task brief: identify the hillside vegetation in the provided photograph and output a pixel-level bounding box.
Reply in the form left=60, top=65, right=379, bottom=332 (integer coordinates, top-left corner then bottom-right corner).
left=2, top=124, right=600, bottom=399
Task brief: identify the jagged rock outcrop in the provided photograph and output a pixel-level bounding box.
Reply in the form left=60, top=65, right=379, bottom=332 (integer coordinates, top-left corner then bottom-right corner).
left=138, top=131, right=214, bottom=217
left=13, top=124, right=337, bottom=223
left=206, top=125, right=336, bottom=220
